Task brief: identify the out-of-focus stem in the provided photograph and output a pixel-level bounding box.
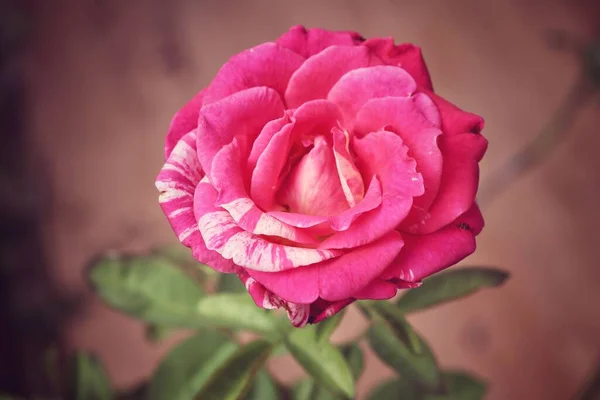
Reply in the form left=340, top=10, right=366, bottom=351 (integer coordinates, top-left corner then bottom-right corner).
left=478, top=73, right=594, bottom=207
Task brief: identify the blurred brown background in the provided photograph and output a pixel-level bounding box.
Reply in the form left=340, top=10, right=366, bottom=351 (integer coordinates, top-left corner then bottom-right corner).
left=2, top=0, right=600, bottom=399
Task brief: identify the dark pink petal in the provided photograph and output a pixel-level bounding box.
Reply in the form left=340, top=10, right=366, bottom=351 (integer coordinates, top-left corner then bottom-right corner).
left=406, top=133, right=487, bottom=234
left=327, top=65, right=417, bottom=125
left=291, top=99, right=344, bottom=139
left=211, top=139, right=317, bottom=245
left=196, top=87, right=285, bottom=177
left=332, top=128, right=365, bottom=207
left=309, top=298, right=355, bottom=324
left=285, top=45, right=381, bottom=108
left=156, top=131, right=237, bottom=273
left=320, top=130, right=423, bottom=249
left=278, top=136, right=349, bottom=217
left=250, top=121, right=295, bottom=211
left=329, top=175, right=382, bottom=231
left=425, top=90, right=485, bottom=135
left=165, top=90, right=205, bottom=159
left=363, top=38, right=433, bottom=90
left=238, top=270, right=310, bottom=327
left=353, top=279, right=397, bottom=300
left=194, top=178, right=341, bottom=272
left=267, top=211, right=328, bottom=228
left=202, top=43, right=304, bottom=105
left=249, top=231, right=403, bottom=303
left=247, top=115, right=291, bottom=173
left=382, top=206, right=482, bottom=282
left=276, top=25, right=364, bottom=58
left=354, top=96, right=443, bottom=227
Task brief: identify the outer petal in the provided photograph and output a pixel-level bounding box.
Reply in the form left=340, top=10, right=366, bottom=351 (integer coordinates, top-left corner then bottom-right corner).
left=238, top=271, right=309, bottom=327
left=155, top=131, right=236, bottom=273
left=327, top=65, right=417, bottom=125
left=406, top=133, right=487, bottom=234
left=276, top=25, right=364, bottom=58
left=194, top=179, right=341, bottom=272
left=196, top=87, right=285, bottom=177
left=425, top=90, right=485, bottom=135
left=285, top=45, right=381, bottom=108
left=309, top=298, right=355, bottom=324
left=320, top=130, right=423, bottom=249
left=165, top=90, right=205, bottom=159
left=202, top=43, right=305, bottom=105
left=248, top=231, right=404, bottom=303
left=353, top=279, right=398, bottom=300
left=363, top=38, right=433, bottom=90
left=382, top=205, right=484, bottom=282
left=354, top=96, right=443, bottom=226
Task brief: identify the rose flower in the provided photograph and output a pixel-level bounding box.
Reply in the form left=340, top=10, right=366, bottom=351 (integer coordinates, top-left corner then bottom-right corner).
left=156, top=26, right=487, bottom=327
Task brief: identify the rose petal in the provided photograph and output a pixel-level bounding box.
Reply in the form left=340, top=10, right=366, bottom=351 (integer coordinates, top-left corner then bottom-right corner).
left=353, top=279, right=398, bottom=300
left=354, top=96, right=442, bottom=226
left=327, top=65, right=417, bottom=125
left=406, top=133, right=487, bottom=234
left=425, top=90, right=485, bottom=135
left=247, top=115, right=290, bottom=173
left=382, top=205, right=483, bottom=282
left=278, top=136, right=349, bottom=217
left=156, top=131, right=237, bottom=273
left=332, top=127, right=365, bottom=207
left=309, top=298, right=355, bottom=324
left=363, top=38, right=433, bottom=90
left=195, top=181, right=341, bottom=272
left=164, top=89, right=205, bottom=159
left=238, top=270, right=309, bottom=327
left=202, top=42, right=305, bottom=105
left=285, top=45, right=381, bottom=108
left=329, top=175, right=382, bottom=231
left=276, top=25, right=364, bottom=58
left=267, top=211, right=328, bottom=228
left=248, top=231, right=404, bottom=303
left=320, top=130, right=423, bottom=249
left=196, top=87, right=285, bottom=177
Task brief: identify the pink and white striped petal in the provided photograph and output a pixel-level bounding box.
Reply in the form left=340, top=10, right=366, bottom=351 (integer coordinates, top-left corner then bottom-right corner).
left=320, top=131, right=424, bottom=250
left=195, top=181, right=342, bottom=272
left=156, top=131, right=237, bottom=273
left=309, top=298, right=355, bottom=324
left=332, top=127, right=364, bottom=207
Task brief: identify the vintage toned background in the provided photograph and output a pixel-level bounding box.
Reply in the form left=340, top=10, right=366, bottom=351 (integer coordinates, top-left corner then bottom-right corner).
left=2, top=0, right=600, bottom=399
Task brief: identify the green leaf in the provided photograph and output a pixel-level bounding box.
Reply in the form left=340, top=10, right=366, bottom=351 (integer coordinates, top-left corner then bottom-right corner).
left=68, top=352, right=114, bottom=400
left=290, top=380, right=316, bottom=400
left=89, top=255, right=205, bottom=327
left=341, top=343, right=364, bottom=380
left=197, top=293, right=280, bottom=336
left=396, top=267, right=509, bottom=313
left=217, top=273, right=246, bottom=293
left=315, top=309, right=345, bottom=341
left=197, top=340, right=273, bottom=400
left=285, top=326, right=355, bottom=399
left=423, top=372, right=486, bottom=400
left=145, top=323, right=171, bottom=343
left=244, top=370, right=280, bottom=400
left=367, top=301, right=422, bottom=354
left=367, top=379, right=421, bottom=400
left=367, top=320, right=440, bottom=390
left=147, top=330, right=238, bottom=400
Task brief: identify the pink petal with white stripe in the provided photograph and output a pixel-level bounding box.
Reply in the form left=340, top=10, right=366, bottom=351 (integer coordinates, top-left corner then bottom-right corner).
left=406, top=133, right=487, bottom=234
left=278, top=136, right=350, bottom=217
left=156, top=132, right=237, bottom=273
left=382, top=204, right=484, bottom=282
left=309, top=298, right=355, bottom=324
left=320, top=131, right=424, bottom=250
left=276, top=25, right=364, bottom=58
left=211, top=139, right=318, bottom=245
left=327, top=65, right=417, bottom=125
left=248, top=231, right=404, bottom=303
left=285, top=45, right=382, bottom=108
left=332, top=127, right=364, bottom=207
left=195, top=180, right=341, bottom=272
left=202, top=43, right=305, bottom=105
left=196, top=87, right=285, bottom=177
left=354, top=96, right=443, bottom=227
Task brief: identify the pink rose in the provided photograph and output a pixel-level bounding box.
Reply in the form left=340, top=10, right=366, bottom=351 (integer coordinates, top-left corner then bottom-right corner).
left=156, top=26, right=486, bottom=327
